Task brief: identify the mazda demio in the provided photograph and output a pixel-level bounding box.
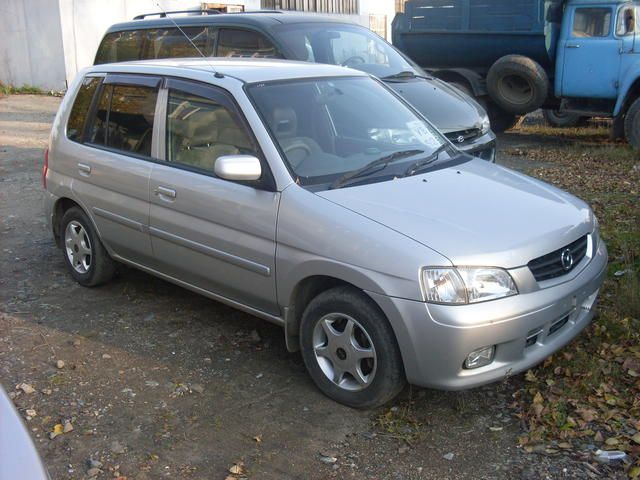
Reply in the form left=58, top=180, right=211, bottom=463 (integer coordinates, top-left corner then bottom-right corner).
left=44, top=59, right=607, bottom=407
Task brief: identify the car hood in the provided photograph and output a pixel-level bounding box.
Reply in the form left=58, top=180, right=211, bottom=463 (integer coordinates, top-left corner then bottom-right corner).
left=317, top=159, right=594, bottom=268
left=385, top=77, right=486, bottom=133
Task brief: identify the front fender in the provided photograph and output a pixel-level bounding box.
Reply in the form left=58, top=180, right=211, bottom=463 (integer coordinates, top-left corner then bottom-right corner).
left=614, top=62, right=640, bottom=116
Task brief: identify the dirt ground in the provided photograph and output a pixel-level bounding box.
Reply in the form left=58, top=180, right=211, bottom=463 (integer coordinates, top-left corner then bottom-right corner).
left=0, top=95, right=621, bottom=479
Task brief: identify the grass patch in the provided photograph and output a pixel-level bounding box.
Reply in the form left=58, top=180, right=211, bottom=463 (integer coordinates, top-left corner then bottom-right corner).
left=0, top=82, right=46, bottom=95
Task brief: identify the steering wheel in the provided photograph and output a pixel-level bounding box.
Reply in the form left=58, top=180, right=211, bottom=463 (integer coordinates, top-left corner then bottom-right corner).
left=283, top=142, right=312, bottom=168
left=341, top=55, right=366, bottom=67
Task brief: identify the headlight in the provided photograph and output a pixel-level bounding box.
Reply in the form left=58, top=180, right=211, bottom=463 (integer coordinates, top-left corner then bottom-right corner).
left=422, top=267, right=517, bottom=305
left=481, top=114, right=491, bottom=134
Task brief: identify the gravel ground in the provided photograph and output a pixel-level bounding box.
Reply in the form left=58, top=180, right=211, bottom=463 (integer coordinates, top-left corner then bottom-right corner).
left=0, top=95, right=620, bottom=479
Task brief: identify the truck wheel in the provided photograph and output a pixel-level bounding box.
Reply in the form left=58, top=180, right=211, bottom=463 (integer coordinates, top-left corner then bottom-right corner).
left=487, top=55, right=549, bottom=115
left=624, top=97, right=640, bottom=148
left=488, top=105, right=519, bottom=133
left=543, top=109, right=586, bottom=128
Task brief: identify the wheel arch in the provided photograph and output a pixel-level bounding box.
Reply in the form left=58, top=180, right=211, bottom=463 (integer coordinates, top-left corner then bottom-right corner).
left=51, top=195, right=104, bottom=251
left=614, top=73, right=640, bottom=118
left=52, top=197, right=83, bottom=248
left=431, top=68, right=487, bottom=97
left=282, top=272, right=393, bottom=353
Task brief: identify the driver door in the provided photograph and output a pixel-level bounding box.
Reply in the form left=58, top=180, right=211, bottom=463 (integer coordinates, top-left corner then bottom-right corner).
left=561, top=6, right=621, bottom=99
left=148, top=79, right=280, bottom=315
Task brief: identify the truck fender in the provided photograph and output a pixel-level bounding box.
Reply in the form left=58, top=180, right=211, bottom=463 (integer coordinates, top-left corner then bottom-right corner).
left=614, top=64, right=640, bottom=117
left=431, top=68, right=488, bottom=98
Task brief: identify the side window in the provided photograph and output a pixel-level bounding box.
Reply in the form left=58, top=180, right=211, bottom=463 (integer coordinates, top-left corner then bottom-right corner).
left=142, top=27, right=211, bottom=59
left=216, top=29, right=281, bottom=58
left=87, top=84, right=158, bottom=157
left=573, top=8, right=612, bottom=37
left=616, top=7, right=636, bottom=36
left=67, top=77, right=100, bottom=142
left=94, top=31, right=143, bottom=64
left=166, top=89, right=256, bottom=173
left=88, top=85, right=112, bottom=146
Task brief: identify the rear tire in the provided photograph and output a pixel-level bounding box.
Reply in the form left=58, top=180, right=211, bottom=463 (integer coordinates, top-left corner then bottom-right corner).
left=624, top=97, right=640, bottom=148
left=543, top=109, right=586, bottom=128
left=61, top=207, right=116, bottom=287
left=299, top=286, right=405, bottom=408
left=487, top=55, right=549, bottom=115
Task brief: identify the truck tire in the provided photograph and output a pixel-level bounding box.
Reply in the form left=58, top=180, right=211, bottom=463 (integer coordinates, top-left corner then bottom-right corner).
left=487, top=55, right=549, bottom=115
left=625, top=97, right=640, bottom=148
left=543, top=109, right=586, bottom=128
left=488, top=105, right=519, bottom=133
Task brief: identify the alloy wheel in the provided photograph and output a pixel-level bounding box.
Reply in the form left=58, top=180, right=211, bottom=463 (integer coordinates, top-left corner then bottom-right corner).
left=64, top=220, right=92, bottom=274
left=312, top=313, right=377, bottom=391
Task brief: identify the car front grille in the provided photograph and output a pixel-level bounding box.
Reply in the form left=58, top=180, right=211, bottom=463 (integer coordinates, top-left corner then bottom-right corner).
left=445, top=127, right=482, bottom=145
left=528, top=235, right=589, bottom=282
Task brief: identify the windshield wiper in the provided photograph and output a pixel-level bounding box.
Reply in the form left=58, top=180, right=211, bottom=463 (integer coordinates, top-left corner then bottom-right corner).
left=331, top=149, right=424, bottom=190
left=382, top=70, right=434, bottom=81
left=402, top=144, right=449, bottom=177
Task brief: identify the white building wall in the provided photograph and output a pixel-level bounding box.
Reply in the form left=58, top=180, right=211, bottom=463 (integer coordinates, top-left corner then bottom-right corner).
left=359, top=0, right=396, bottom=41
left=0, top=0, right=67, bottom=90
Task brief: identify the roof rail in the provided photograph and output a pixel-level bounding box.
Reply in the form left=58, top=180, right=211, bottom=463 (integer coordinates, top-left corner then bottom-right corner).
left=235, top=10, right=284, bottom=14
left=133, top=9, right=221, bottom=20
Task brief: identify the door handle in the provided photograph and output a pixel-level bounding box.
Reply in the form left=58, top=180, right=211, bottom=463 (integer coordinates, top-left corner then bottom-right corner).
left=78, top=163, right=91, bottom=175
left=154, top=185, right=177, bottom=199
left=567, top=44, right=581, bottom=49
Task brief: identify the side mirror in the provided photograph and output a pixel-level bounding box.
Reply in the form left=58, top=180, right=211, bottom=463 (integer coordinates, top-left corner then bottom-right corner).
left=214, top=155, right=262, bottom=181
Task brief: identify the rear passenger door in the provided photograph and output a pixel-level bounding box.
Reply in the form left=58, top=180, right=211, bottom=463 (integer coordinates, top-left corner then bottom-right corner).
left=73, top=74, right=161, bottom=265
left=148, top=79, right=280, bottom=315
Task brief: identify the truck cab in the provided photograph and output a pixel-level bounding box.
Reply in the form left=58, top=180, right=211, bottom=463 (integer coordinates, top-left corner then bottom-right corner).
left=557, top=1, right=639, bottom=110
left=393, top=0, right=640, bottom=147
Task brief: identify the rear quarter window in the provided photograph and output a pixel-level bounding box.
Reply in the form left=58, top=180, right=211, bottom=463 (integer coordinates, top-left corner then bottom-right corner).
left=87, top=84, right=158, bottom=157
left=67, top=77, right=101, bottom=142
left=95, top=31, right=143, bottom=64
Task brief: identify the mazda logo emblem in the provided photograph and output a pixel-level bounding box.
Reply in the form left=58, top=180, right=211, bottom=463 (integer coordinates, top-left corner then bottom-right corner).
left=560, top=248, right=574, bottom=271
left=457, top=135, right=465, bottom=144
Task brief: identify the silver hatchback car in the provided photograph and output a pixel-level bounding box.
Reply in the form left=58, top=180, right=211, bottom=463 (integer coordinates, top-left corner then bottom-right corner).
left=44, top=59, right=607, bottom=407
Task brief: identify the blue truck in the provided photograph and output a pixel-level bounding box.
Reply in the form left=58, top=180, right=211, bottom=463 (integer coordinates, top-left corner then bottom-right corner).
left=393, top=0, right=640, bottom=146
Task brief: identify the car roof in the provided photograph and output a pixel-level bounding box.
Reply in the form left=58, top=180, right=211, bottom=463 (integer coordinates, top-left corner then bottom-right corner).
left=86, top=57, right=367, bottom=84
left=105, top=12, right=353, bottom=33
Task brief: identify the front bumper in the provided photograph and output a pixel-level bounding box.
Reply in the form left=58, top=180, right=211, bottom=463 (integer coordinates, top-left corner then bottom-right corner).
left=369, top=239, right=608, bottom=390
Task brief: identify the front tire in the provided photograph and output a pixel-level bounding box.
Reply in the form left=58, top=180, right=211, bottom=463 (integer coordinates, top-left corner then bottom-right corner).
left=624, top=97, right=640, bottom=148
left=299, top=286, right=405, bottom=408
left=61, top=207, right=116, bottom=287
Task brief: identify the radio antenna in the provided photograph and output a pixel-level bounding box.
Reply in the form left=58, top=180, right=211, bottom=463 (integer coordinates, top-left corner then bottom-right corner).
left=152, top=1, right=224, bottom=78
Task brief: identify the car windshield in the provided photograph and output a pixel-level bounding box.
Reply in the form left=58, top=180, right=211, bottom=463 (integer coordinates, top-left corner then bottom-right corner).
left=273, top=23, right=421, bottom=78
left=247, top=76, right=448, bottom=190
